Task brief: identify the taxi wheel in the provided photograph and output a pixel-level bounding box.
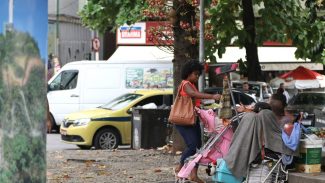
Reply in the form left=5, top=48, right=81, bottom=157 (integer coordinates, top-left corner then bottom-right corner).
left=94, top=128, right=120, bottom=150
left=77, top=145, right=92, bottom=150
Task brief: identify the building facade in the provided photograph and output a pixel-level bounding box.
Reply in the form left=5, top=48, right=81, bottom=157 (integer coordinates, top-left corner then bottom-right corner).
left=48, top=0, right=97, bottom=66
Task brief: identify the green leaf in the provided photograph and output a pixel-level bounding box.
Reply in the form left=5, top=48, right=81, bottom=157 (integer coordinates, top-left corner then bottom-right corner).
left=209, top=55, right=217, bottom=63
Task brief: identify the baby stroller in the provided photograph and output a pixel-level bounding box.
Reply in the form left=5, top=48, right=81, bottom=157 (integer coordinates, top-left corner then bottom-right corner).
left=176, top=109, right=237, bottom=182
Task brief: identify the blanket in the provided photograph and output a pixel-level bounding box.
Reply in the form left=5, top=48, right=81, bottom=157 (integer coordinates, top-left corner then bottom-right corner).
left=223, top=109, right=298, bottom=179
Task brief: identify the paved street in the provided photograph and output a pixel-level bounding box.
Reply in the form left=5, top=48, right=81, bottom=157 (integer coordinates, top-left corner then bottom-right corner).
left=46, top=134, right=131, bottom=151
left=47, top=134, right=78, bottom=151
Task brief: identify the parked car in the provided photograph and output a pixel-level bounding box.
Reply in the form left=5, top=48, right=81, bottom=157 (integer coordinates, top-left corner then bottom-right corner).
left=231, top=81, right=273, bottom=102
left=287, top=91, right=325, bottom=127
left=204, top=87, right=257, bottom=106
left=60, top=89, right=173, bottom=150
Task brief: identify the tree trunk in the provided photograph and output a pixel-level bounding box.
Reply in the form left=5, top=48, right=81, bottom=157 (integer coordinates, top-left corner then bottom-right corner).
left=242, top=0, right=264, bottom=81
left=171, top=0, right=198, bottom=153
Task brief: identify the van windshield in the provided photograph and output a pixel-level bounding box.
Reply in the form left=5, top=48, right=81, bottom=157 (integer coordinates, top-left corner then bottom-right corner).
left=99, top=93, right=143, bottom=110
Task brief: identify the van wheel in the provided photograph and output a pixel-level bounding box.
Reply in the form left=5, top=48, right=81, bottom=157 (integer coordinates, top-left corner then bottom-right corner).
left=77, top=145, right=92, bottom=150
left=94, top=128, right=120, bottom=150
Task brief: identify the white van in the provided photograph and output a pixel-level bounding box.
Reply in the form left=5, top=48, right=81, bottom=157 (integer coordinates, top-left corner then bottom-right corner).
left=47, top=46, right=173, bottom=128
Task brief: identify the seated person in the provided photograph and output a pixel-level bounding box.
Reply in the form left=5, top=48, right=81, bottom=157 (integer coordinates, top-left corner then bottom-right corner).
left=242, top=82, right=250, bottom=94
left=223, top=93, right=299, bottom=180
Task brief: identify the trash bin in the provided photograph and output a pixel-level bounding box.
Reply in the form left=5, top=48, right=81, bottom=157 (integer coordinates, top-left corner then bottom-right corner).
left=131, top=108, right=171, bottom=149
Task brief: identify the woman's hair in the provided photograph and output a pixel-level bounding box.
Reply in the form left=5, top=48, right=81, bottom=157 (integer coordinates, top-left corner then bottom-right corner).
left=181, top=60, right=204, bottom=80
left=253, top=102, right=271, bottom=113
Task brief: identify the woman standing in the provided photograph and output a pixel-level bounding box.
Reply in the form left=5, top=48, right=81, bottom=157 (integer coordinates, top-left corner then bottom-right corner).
left=174, top=60, right=221, bottom=183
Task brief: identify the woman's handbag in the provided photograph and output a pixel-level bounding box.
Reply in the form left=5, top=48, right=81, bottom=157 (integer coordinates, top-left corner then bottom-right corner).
left=168, top=81, right=195, bottom=126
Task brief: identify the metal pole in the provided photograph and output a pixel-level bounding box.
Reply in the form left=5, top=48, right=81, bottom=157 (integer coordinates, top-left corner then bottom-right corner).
left=198, top=0, right=205, bottom=145
left=95, top=30, right=99, bottom=60
left=56, top=0, right=60, bottom=57
left=95, top=51, right=99, bottom=61
left=198, top=0, right=205, bottom=92
left=91, top=30, right=95, bottom=60
left=227, top=73, right=239, bottom=121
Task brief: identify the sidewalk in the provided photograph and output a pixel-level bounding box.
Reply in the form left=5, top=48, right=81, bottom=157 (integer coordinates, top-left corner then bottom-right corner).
left=47, top=149, right=324, bottom=183
left=46, top=149, right=211, bottom=183
left=289, top=172, right=325, bottom=183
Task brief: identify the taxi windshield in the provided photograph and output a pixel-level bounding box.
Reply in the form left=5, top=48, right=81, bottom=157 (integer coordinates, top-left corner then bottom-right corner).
left=99, top=93, right=143, bottom=111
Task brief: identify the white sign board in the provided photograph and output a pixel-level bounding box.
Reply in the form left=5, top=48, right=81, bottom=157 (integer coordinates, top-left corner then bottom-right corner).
left=117, top=22, right=146, bottom=45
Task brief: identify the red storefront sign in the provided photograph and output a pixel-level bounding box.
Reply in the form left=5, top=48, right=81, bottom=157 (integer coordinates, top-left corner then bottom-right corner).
left=263, top=40, right=292, bottom=46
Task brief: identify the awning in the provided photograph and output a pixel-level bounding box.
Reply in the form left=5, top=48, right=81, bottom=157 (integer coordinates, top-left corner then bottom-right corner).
left=108, top=46, right=324, bottom=71
left=279, top=66, right=325, bottom=89
left=212, top=46, right=323, bottom=71
left=260, top=63, right=323, bottom=71
left=214, top=47, right=310, bottom=63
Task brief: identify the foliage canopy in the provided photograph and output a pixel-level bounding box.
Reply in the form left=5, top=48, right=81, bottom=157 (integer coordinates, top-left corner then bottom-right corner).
left=80, top=0, right=325, bottom=65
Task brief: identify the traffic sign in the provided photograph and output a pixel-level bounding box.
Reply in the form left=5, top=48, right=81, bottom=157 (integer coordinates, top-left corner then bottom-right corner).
left=92, top=37, right=100, bottom=52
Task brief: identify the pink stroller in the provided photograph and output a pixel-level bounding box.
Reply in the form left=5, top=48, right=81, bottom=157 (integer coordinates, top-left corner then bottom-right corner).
left=177, top=108, right=234, bottom=180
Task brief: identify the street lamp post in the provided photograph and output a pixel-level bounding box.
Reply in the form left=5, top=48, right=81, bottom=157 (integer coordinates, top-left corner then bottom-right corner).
left=9, top=0, right=13, bottom=23
left=198, top=0, right=205, bottom=92
left=5, top=0, right=14, bottom=33
left=56, top=0, right=60, bottom=57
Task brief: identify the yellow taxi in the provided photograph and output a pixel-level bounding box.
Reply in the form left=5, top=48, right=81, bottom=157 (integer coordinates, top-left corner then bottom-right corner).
left=60, top=89, right=173, bottom=149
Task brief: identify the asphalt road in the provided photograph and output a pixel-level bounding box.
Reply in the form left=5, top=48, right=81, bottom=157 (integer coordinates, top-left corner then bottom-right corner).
left=46, top=134, right=131, bottom=151
left=46, top=134, right=78, bottom=151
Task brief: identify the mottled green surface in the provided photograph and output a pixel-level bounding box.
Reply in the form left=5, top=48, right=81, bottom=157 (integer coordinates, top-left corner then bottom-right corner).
left=0, top=30, right=46, bottom=182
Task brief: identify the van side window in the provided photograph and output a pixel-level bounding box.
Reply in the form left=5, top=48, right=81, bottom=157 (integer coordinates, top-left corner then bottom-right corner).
left=49, top=70, right=78, bottom=91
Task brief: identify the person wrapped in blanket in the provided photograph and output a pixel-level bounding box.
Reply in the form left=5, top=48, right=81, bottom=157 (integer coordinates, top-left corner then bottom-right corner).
left=222, top=93, right=300, bottom=181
